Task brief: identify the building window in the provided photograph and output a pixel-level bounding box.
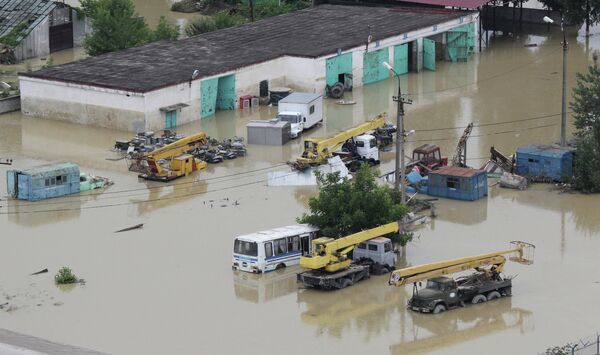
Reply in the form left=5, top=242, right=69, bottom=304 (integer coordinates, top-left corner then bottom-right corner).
left=447, top=177, right=459, bottom=189
left=309, top=105, right=315, bottom=115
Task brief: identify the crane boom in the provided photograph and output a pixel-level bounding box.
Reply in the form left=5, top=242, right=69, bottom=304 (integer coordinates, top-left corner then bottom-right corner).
left=300, top=221, right=401, bottom=273
left=293, top=113, right=387, bottom=169
left=389, top=241, right=535, bottom=287
left=145, top=133, right=207, bottom=159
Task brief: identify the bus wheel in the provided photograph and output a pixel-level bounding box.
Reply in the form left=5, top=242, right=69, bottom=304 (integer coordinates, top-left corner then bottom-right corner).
left=275, top=263, right=286, bottom=270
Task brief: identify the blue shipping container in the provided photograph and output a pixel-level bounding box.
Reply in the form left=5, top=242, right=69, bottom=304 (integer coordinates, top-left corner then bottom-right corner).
left=516, top=144, right=573, bottom=182
left=427, top=166, right=488, bottom=201
left=7, top=163, right=81, bottom=201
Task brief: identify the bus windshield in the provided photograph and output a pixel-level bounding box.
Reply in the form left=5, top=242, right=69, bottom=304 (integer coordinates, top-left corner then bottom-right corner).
left=234, top=239, right=258, bottom=256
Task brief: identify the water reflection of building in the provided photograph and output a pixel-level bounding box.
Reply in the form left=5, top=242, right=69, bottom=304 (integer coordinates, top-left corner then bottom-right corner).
left=6, top=199, right=81, bottom=227
left=390, top=298, right=533, bottom=354
left=232, top=269, right=298, bottom=304
left=433, top=197, right=489, bottom=227
left=128, top=180, right=208, bottom=217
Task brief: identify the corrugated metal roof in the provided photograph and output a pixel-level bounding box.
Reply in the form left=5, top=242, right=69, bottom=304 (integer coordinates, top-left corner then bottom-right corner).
left=397, top=0, right=490, bottom=9
left=516, top=144, right=574, bottom=158
left=20, top=162, right=79, bottom=177
left=22, top=5, right=472, bottom=93
left=279, top=92, right=322, bottom=104
left=429, top=165, right=484, bottom=177
left=0, top=0, right=56, bottom=39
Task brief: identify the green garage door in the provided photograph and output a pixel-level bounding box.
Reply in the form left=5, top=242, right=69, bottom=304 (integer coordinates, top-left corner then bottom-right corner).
left=446, top=23, right=476, bottom=62
left=363, top=47, right=389, bottom=85
left=393, top=44, right=408, bottom=75
left=201, top=78, right=218, bottom=118
left=326, top=53, right=353, bottom=86
left=423, top=38, right=436, bottom=71
left=216, top=74, right=236, bottom=110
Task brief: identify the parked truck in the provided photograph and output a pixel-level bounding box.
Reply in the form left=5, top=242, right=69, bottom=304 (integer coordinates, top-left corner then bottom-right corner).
left=389, top=241, right=535, bottom=313
left=297, top=222, right=400, bottom=290
left=277, top=93, right=323, bottom=138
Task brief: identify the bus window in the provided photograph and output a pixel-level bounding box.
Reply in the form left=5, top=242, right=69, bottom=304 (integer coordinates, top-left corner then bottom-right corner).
left=265, top=242, right=273, bottom=258
left=274, top=238, right=287, bottom=255
left=234, top=239, right=258, bottom=256
left=289, top=236, right=300, bottom=252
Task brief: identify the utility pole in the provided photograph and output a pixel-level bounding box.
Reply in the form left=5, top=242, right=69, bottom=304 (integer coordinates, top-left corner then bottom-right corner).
left=383, top=62, right=412, bottom=204
left=561, top=15, right=568, bottom=146
left=543, top=15, right=567, bottom=146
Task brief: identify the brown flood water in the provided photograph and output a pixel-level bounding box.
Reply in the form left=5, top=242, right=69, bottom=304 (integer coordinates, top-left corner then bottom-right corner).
left=1, top=19, right=600, bottom=355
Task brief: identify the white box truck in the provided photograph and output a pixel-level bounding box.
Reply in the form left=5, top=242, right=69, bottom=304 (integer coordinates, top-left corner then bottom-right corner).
left=277, top=93, right=323, bottom=138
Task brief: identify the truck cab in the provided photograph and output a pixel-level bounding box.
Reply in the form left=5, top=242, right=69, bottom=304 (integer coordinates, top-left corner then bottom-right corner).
left=277, top=111, right=304, bottom=138
left=353, top=134, right=379, bottom=161
left=353, top=237, right=396, bottom=274
left=408, top=277, right=461, bottom=313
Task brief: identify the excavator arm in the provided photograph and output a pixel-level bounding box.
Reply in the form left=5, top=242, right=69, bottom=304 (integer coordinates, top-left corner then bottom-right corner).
left=389, top=241, right=535, bottom=287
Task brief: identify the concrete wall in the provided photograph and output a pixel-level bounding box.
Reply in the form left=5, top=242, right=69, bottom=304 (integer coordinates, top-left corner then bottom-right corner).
left=72, top=9, right=92, bottom=47
left=0, top=95, right=21, bottom=113
left=144, top=81, right=197, bottom=130
left=15, top=18, right=50, bottom=61
left=20, top=77, right=146, bottom=131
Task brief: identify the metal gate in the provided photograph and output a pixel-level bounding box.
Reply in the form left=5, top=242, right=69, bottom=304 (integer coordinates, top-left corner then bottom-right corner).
left=423, top=38, right=436, bottom=71
left=446, top=23, right=475, bottom=62
left=393, top=44, right=408, bottom=75
left=363, top=47, right=389, bottom=85
left=201, top=78, right=218, bottom=118
left=325, top=52, right=352, bottom=86
left=49, top=22, right=73, bottom=52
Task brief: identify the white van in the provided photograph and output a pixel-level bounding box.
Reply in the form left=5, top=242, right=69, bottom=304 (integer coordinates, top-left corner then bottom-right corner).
left=232, top=225, right=319, bottom=273
left=277, top=93, right=323, bottom=138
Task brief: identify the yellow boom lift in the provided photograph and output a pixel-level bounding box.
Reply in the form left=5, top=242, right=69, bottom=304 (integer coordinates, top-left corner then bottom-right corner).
left=291, top=113, right=388, bottom=170
left=128, top=132, right=209, bottom=181
left=297, top=221, right=401, bottom=289
left=389, top=241, right=535, bottom=313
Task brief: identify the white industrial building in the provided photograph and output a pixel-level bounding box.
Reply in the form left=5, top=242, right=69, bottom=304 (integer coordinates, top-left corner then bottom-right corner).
left=19, top=5, right=480, bottom=132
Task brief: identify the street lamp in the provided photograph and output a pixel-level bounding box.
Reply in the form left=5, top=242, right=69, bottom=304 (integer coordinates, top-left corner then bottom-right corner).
left=382, top=61, right=412, bottom=204
left=543, top=15, right=568, bottom=146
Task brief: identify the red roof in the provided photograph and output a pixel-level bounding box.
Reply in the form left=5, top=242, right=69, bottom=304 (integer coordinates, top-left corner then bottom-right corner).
left=397, top=0, right=490, bottom=9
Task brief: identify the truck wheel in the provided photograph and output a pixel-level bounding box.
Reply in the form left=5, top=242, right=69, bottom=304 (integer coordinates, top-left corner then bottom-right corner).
left=487, top=291, right=501, bottom=301
left=433, top=304, right=446, bottom=314
left=471, top=294, right=487, bottom=304
left=372, top=263, right=383, bottom=275
left=339, top=278, right=353, bottom=289
left=380, top=266, right=389, bottom=274
left=502, top=287, right=512, bottom=296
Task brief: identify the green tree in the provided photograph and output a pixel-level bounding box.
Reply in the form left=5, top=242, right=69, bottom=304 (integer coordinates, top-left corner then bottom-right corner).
left=538, top=0, right=600, bottom=36
left=81, top=0, right=151, bottom=56
left=153, top=16, right=179, bottom=41
left=185, top=11, right=245, bottom=36
left=571, top=52, right=600, bottom=192
left=297, top=165, right=408, bottom=238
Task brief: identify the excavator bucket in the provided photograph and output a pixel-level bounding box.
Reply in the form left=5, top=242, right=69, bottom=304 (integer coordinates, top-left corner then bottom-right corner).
left=509, top=241, right=535, bottom=265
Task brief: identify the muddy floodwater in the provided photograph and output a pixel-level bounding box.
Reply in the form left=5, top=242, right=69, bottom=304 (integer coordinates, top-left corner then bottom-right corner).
left=1, top=20, right=600, bottom=355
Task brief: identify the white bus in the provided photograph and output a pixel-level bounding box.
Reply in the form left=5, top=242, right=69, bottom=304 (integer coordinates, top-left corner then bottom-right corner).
left=232, top=225, right=319, bottom=273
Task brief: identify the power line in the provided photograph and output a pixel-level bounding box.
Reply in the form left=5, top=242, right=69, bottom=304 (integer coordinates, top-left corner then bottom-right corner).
left=413, top=111, right=570, bottom=132
left=407, top=122, right=559, bottom=143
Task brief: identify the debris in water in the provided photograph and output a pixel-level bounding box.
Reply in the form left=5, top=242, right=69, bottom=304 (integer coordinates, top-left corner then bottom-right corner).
left=524, top=43, right=538, bottom=47
left=499, top=172, right=528, bottom=190
left=268, top=156, right=350, bottom=187
left=114, top=223, right=144, bottom=233
left=0, top=157, right=13, bottom=165
left=30, top=268, right=48, bottom=276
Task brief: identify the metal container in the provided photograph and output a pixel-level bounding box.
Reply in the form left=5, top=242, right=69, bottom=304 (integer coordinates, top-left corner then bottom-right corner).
left=246, top=119, right=291, bottom=145
left=516, top=144, right=574, bottom=182
left=427, top=166, right=488, bottom=201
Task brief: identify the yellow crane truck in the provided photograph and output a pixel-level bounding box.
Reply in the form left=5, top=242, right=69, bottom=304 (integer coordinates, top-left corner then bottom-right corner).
left=128, top=132, right=209, bottom=181
left=389, top=241, right=535, bottom=313
left=297, top=221, right=401, bottom=289
left=291, top=113, right=391, bottom=171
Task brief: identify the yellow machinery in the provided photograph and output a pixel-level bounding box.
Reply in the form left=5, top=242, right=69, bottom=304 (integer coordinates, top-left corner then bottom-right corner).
left=389, top=241, right=535, bottom=287
left=389, top=241, right=535, bottom=313
left=129, top=132, right=209, bottom=181
left=298, top=221, right=400, bottom=289
left=292, top=113, right=387, bottom=170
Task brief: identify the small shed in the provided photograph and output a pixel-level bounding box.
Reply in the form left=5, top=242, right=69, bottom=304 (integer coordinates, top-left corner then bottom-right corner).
left=427, top=166, right=488, bottom=201
left=7, top=162, right=80, bottom=201
left=246, top=119, right=291, bottom=145
left=516, top=144, right=574, bottom=182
